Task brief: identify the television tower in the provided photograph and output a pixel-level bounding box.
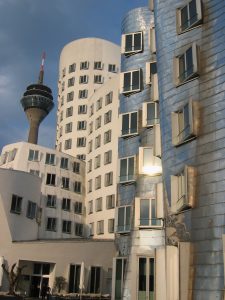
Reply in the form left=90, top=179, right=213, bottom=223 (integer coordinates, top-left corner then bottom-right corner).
left=21, top=53, right=54, bottom=144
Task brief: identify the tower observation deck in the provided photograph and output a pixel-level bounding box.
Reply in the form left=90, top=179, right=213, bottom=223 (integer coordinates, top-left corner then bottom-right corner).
left=21, top=53, right=54, bottom=144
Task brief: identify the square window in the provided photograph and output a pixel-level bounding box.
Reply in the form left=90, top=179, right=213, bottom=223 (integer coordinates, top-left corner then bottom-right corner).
left=69, top=63, right=76, bottom=73
left=137, top=198, right=162, bottom=227
left=122, top=31, right=143, bottom=55
left=65, top=122, right=73, bottom=133
left=78, top=89, right=88, bottom=99
left=79, top=75, right=88, bottom=84
left=78, top=105, right=87, bottom=114
left=94, top=75, right=103, bottom=84
left=120, top=70, right=141, bottom=95
left=80, top=61, right=89, bottom=70
left=105, top=92, right=113, bottom=105
left=68, top=77, right=75, bottom=87
left=96, top=98, right=103, bottom=111
left=28, top=149, right=39, bottom=161
left=94, top=61, right=103, bottom=70
left=45, top=153, right=55, bottom=165
left=108, top=64, right=116, bottom=73
left=104, top=150, right=112, bottom=165
left=77, top=137, right=86, bottom=147
left=95, top=135, right=101, bottom=149
left=77, top=121, right=87, bottom=130
left=95, top=155, right=101, bottom=169
left=139, top=147, right=162, bottom=176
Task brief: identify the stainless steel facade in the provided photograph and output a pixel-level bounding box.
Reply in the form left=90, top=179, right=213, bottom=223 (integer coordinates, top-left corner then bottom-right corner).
left=154, top=0, right=225, bottom=298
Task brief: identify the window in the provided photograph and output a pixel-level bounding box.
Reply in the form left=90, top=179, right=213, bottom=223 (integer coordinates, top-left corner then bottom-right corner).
left=137, top=198, right=162, bottom=227
left=88, top=159, right=92, bottom=173
left=8, top=148, right=17, bottom=162
left=146, top=61, right=157, bottom=85
left=94, top=61, right=103, bottom=70
left=10, top=194, right=22, bottom=214
left=46, top=195, right=56, bottom=208
left=46, top=173, right=56, bottom=186
left=80, top=61, right=89, bottom=70
left=26, top=201, right=37, bottom=219
left=62, top=198, right=71, bottom=211
left=77, top=154, right=86, bottom=161
left=60, top=96, right=64, bottom=107
left=59, top=126, right=63, bottom=137
left=121, top=111, right=138, bottom=137
left=95, top=175, right=101, bottom=190
left=89, top=121, right=93, bottom=135
left=104, top=110, right=112, bottom=124
left=90, top=267, right=101, bottom=293
left=95, top=154, right=101, bottom=169
left=117, top=206, right=131, bottom=232
left=95, top=197, right=102, bottom=212
left=96, top=98, right=103, bottom=111
left=105, top=92, right=113, bottom=105
left=94, top=75, right=103, bottom=84
left=73, top=161, right=80, bottom=173
left=68, top=77, right=75, bottom=87
left=171, top=101, right=199, bottom=146
left=177, top=0, right=202, bottom=33
left=60, top=111, right=63, bottom=121
left=65, top=122, right=73, bottom=133
left=68, top=264, right=81, bottom=293
left=62, top=220, right=72, bottom=234
left=77, top=121, right=87, bottom=131
left=46, top=217, right=57, bottom=231
left=120, top=156, right=135, bottom=183
left=88, top=200, right=93, bottom=214
left=74, top=181, right=81, bottom=193
left=61, top=177, right=70, bottom=190
left=97, top=221, right=104, bottom=235
left=74, top=202, right=82, bottom=214
left=79, top=75, right=88, bottom=84
left=78, top=89, right=88, bottom=99
left=30, top=169, right=40, bottom=176
left=28, top=149, right=39, bottom=161
left=121, top=70, right=141, bottom=94
left=138, top=257, right=155, bottom=300
left=95, top=135, right=101, bottom=149
left=88, top=179, right=93, bottom=193
left=95, top=116, right=101, bottom=129
left=67, top=91, right=74, bottom=102
left=75, top=223, right=83, bottom=237
left=104, top=150, right=112, bottom=165
left=77, top=137, right=86, bottom=147
left=113, top=258, right=127, bottom=299
left=88, top=140, right=93, bottom=154
left=122, top=31, right=143, bottom=54
left=142, top=102, right=159, bottom=127
left=62, top=67, right=66, bottom=77
left=78, top=105, right=87, bottom=114
left=104, top=130, right=111, bottom=144
left=60, top=157, right=69, bottom=169
left=105, top=172, right=113, bottom=186
left=89, top=104, right=94, bottom=116
left=171, top=166, right=197, bottom=212
left=139, top=147, right=162, bottom=176
left=106, top=194, right=115, bottom=209
left=45, top=153, right=55, bottom=165
left=69, top=63, right=76, bottom=73
left=66, top=106, right=73, bottom=117
left=65, top=139, right=72, bottom=150
left=89, top=223, right=94, bottom=236
left=108, top=64, right=116, bottom=73
left=149, top=26, right=156, bottom=53
left=0, top=152, right=8, bottom=165
left=108, top=219, right=114, bottom=233
left=175, top=43, right=199, bottom=85
left=61, top=81, right=65, bottom=92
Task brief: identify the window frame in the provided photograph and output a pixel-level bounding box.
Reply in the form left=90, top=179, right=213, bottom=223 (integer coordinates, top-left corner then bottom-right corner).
left=10, top=194, right=23, bottom=214
left=121, top=69, right=141, bottom=95
left=116, top=206, right=132, bottom=233
left=142, top=102, right=159, bottom=128
left=121, top=111, right=138, bottom=137
left=46, top=217, right=57, bottom=232
left=122, top=31, right=143, bottom=55
left=119, top=156, right=136, bottom=184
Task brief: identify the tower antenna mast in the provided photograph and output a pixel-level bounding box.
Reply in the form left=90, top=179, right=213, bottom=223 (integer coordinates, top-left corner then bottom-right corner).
left=38, top=51, right=46, bottom=84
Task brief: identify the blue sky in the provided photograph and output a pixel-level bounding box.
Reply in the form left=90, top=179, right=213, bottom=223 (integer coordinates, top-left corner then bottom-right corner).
left=0, top=0, right=147, bottom=152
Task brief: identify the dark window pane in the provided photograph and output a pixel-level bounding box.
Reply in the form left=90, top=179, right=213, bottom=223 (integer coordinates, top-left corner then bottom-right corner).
left=179, top=54, right=185, bottom=81
left=149, top=258, right=154, bottom=292
left=130, top=112, right=137, bottom=133
left=118, top=207, right=125, bottom=231
left=147, top=103, right=156, bottom=126
left=122, top=114, right=129, bottom=135
left=42, top=264, right=50, bottom=275
left=139, top=258, right=146, bottom=291
left=186, top=47, right=193, bottom=77
left=181, top=6, right=188, bottom=31
left=124, top=73, right=131, bottom=92
left=189, top=0, right=197, bottom=25
left=140, top=199, right=149, bottom=226
left=120, top=159, right=127, bottom=180
left=134, top=33, right=142, bottom=51
left=128, top=157, right=134, bottom=180
left=150, top=62, right=157, bottom=75
left=125, top=35, right=132, bottom=52
left=132, top=71, right=140, bottom=90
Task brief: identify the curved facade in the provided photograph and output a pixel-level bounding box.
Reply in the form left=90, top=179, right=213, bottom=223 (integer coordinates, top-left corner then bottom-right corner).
left=154, top=0, right=225, bottom=299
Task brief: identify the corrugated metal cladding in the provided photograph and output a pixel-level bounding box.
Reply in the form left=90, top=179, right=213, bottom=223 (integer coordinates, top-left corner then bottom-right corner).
left=154, top=0, right=225, bottom=298
left=119, top=7, right=162, bottom=206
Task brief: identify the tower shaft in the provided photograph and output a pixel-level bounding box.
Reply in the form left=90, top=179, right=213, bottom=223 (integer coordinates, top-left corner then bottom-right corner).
left=25, top=107, right=47, bottom=144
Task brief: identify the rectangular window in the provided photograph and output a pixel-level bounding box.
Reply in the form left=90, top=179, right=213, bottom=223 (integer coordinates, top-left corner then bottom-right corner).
left=94, top=75, right=103, bottom=84
left=74, top=202, right=82, bottom=214
left=120, top=156, right=135, bottom=183
left=73, top=161, right=80, bottom=173
left=61, top=177, right=70, bottom=190
left=94, top=61, right=103, bottom=70
left=80, top=61, right=89, bottom=70
left=104, top=110, right=112, bottom=124
left=79, top=75, right=88, bottom=84
left=95, top=175, right=101, bottom=190
left=88, top=200, right=93, bottom=214
left=108, top=219, right=114, bottom=233
left=139, top=147, right=162, bottom=176
left=78, top=105, right=87, bottom=114
left=74, top=181, right=81, bottom=194
left=28, top=149, right=39, bottom=161
left=96, top=98, right=103, bottom=111
left=122, top=31, right=143, bottom=54
left=89, top=223, right=94, bottom=236
left=121, top=111, right=138, bottom=137
left=68, top=264, right=81, bottom=293
left=95, top=197, right=103, bottom=212
left=77, top=154, right=86, bottom=161
left=88, top=159, right=92, bottom=173
left=146, top=61, right=157, bottom=85
left=117, top=206, right=131, bottom=232
left=62, top=67, right=66, bottom=77
left=78, top=89, right=88, bottom=99
left=62, top=198, right=71, bottom=211
left=68, top=77, right=75, bottom=87
left=177, top=0, right=202, bottom=33
left=106, top=194, right=115, bottom=209
left=30, top=169, right=40, bottom=176
left=97, top=221, right=104, bottom=235
left=88, top=140, right=93, bottom=154
left=105, top=91, right=113, bottom=105
left=77, top=137, right=86, bottom=147
left=88, top=179, right=92, bottom=193
left=60, top=111, right=63, bottom=121
left=108, top=64, right=116, bottom=73
left=104, top=130, right=112, bottom=144
left=114, top=258, right=127, bottom=299
left=46, top=195, right=56, bottom=208
left=142, top=102, right=159, bottom=127
left=95, top=116, right=101, bottom=129
left=46, top=173, right=56, bottom=186
left=62, top=220, right=71, bottom=234
left=90, top=267, right=101, bottom=293
left=65, top=139, right=72, bottom=150
left=89, top=121, right=93, bottom=134
left=8, top=148, right=17, bottom=162
left=138, top=198, right=162, bottom=227
left=105, top=172, right=113, bottom=186
left=65, top=122, right=73, bottom=133
left=95, top=135, right=101, bottom=149
left=45, top=153, right=55, bottom=165
left=77, top=120, right=87, bottom=130
left=89, top=104, right=94, bottom=116
left=60, top=157, right=69, bottom=169
left=69, top=63, right=76, bottom=73
left=26, top=201, right=37, bottom=219
left=61, top=81, right=65, bottom=92
left=104, top=150, right=112, bottom=165
left=75, top=223, right=83, bottom=236
left=66, top=106, right=73, bottom=117
left=10, top=194, right=22, bottom=214
left=138, top=257, right=155, bottom=300
left=46, top=217, right=57, bottom=231
left=149, top=26, right=156, bottom=53
left=95, top=154, right=101, bottom=169
left=121, top=70, right=141, bottom=94
left=67, top=91, right=74, bottom=102
left=60, top=96, right=64, bottom=107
